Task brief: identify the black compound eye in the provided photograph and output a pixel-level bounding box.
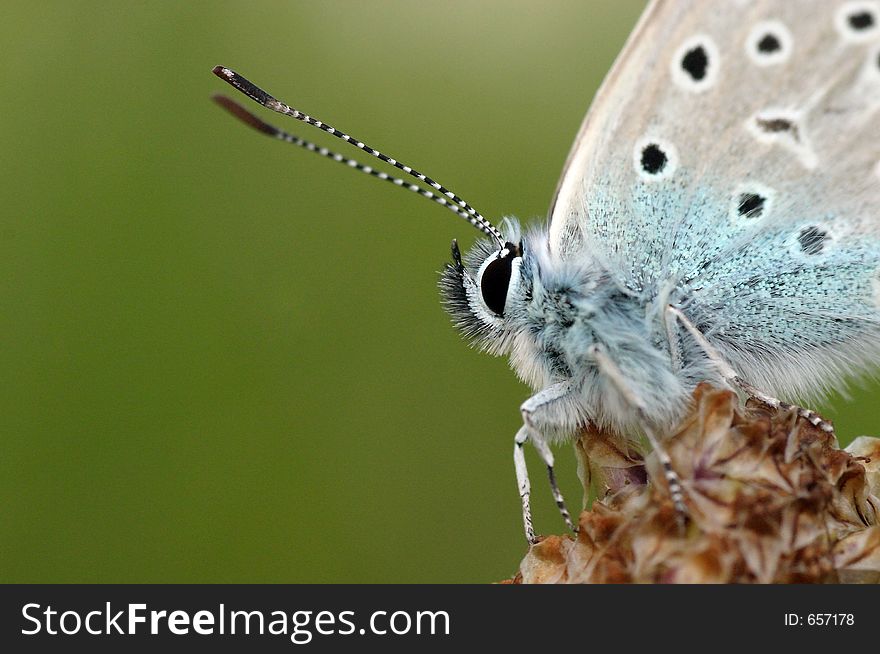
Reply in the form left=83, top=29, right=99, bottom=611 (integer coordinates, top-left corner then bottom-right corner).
left=480, top=244, right=518, bottom=316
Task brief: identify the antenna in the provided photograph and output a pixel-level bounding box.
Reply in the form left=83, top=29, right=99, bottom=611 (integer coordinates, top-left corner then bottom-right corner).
left=211, top=66, right=505, bottom=247
left=212, top=95, right=480, bottom=226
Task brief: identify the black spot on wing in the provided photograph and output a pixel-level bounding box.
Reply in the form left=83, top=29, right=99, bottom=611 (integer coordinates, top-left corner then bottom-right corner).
left=849, top=11, right=875, bottom=30
left=798, top=226, right=829, bottom=255
left=737, top=192, right=766, bottom=218
left=757, top=117, right=793, bottom=133
left=755, top=116, right=801, bottom=142
left=757, top=33, right=781, bottom=53
left=681, top=45, right=709, bottom=81
left=640, top=144, right=668, bottom=174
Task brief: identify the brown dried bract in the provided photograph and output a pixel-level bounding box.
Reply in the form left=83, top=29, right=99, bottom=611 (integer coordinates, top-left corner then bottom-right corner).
left=515, top=384, right=880, bottom=584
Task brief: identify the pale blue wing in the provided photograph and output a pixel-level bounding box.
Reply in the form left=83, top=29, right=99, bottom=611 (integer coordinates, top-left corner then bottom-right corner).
left=548, top=0, right=880, bottom=399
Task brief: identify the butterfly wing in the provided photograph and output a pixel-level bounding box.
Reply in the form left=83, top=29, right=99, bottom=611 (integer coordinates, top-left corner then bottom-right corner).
left=548, top=0, right=880, bottom=400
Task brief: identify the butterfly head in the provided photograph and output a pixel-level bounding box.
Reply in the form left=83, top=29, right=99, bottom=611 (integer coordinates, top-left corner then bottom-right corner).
left=439, top=219, right=530, bottom=354
left=210, top=67, right=535, bottom=355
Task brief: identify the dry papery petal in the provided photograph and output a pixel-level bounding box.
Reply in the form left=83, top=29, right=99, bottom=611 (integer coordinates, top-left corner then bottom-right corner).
left=513, top=384, right=880, bottom=584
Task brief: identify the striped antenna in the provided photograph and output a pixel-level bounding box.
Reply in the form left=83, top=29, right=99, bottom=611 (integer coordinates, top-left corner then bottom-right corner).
left=212, top=66, right=505, bottom=247
left=212, top=95, right=478, bottom=226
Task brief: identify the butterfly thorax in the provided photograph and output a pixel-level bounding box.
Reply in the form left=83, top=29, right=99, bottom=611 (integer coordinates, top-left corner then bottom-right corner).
left=441, top=220, right=708, bottom=437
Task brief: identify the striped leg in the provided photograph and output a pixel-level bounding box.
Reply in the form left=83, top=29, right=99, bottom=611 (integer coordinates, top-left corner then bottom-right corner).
left=666, top=306, right=835, bottom=436
left=589, top=345, right=688, bottom=531
left=642, top=423, right=688, bottom=532
left=513, top=384, right=578, bottom=543
left=513, top=426, right=536, bottom=544
left=735, top=379, right=835, bottom=434
left=526, top=425, right=577, bottom=534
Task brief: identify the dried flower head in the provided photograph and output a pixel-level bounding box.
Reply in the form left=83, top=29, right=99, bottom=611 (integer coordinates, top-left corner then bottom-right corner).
left=514, top=384, right=880, bottom=584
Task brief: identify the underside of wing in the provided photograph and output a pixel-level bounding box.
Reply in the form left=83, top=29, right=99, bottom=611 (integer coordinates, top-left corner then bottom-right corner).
left=548, top=0, right=880, bottom=400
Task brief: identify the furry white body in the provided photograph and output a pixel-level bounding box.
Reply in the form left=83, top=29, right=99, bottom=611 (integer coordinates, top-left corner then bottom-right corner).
left=441, top=0, right=880, bottom=539
left=444, top=0, right=880, bottom=441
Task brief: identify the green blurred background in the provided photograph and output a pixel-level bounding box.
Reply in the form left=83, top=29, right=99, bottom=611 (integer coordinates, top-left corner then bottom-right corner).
left=0, top=0, right=874, bottom=583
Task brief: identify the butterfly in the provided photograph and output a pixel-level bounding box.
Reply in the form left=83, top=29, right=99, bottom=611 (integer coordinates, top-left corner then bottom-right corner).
left=212, top=0, right=880, bottom=543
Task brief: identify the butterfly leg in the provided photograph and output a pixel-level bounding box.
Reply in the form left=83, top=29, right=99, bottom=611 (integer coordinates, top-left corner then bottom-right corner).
left=734, top=379, right=835, bottom=434
left=513, top=426, right=536, bottom=543
left=666, top=306, right=834, bottom=434
left=588, top=344, right=688, bottom=531
left=514, top=383, right=578, bottom=543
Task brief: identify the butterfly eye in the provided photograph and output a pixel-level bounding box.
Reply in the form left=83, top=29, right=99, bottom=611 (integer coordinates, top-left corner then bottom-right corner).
left=480, top=245, right=520, bottom=316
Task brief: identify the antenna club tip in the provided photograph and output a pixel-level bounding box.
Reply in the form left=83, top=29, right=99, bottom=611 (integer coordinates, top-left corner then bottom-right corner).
left=212, top=65, right=234, bottom=79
